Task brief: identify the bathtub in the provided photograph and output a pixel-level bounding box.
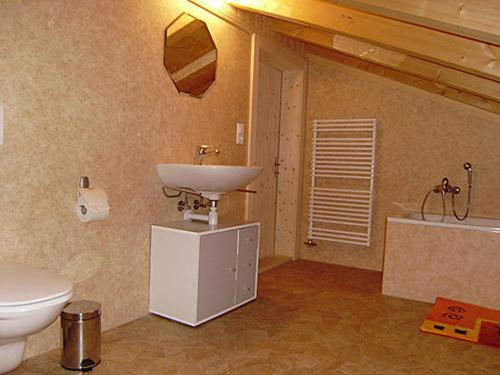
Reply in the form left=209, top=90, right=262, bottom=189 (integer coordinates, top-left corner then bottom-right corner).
left=382, top=214, right=500, bottom=309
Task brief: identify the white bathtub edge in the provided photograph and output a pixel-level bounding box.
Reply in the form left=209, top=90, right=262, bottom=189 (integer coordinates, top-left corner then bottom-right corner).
left=387, top=216, right=500, bottom=234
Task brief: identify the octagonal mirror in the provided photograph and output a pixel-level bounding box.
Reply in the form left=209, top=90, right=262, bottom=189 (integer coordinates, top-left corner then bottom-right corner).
left=164, top=13, right=217, bottom=98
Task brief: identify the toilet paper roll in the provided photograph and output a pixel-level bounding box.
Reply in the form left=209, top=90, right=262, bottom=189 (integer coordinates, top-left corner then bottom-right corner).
left=76, top=188, right=110, bottom=223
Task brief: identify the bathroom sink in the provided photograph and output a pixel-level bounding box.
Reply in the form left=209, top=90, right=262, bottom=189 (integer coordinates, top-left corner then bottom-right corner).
left=156, top=164, right=263, bottom=200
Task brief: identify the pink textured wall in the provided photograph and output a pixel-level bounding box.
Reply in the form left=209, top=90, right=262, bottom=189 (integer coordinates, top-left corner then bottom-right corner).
left=0, top=0, right=251, bottom=358
left=301, top=56, right=500, bottom=271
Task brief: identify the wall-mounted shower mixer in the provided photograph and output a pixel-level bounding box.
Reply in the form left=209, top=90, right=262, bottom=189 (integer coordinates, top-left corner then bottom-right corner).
left=421, top=162, right=473, bottom=222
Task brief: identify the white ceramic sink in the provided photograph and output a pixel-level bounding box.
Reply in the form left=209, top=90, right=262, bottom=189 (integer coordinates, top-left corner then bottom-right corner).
left=156, top=164, right=263, bottom=200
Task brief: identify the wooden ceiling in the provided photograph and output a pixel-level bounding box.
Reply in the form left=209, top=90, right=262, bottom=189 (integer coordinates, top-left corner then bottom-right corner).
left=227, top=0, right=500, bottom=114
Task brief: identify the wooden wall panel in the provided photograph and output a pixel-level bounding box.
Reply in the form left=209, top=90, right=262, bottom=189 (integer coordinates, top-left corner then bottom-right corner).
left=247, top=63, right=282, bottom=258
left=274, top=70, right=305, bottom=258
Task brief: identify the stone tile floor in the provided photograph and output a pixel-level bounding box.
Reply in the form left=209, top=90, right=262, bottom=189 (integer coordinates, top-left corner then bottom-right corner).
left=10, top=260, right=500, bottom=374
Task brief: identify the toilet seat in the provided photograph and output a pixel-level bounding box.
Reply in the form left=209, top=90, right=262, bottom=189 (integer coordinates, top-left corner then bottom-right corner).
left=0, top=265, right=74, bottom=374
left=0, top=265, right=73, bottom=309
left=0, top=291, right=73, bottom=314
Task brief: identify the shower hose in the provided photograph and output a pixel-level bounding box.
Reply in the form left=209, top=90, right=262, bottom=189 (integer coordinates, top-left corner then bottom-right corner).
left=420, top=163, right=472, bottom=222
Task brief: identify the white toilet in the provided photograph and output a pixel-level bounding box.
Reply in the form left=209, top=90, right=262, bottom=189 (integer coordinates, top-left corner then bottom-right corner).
left=0, top=265, right=73, bottom=374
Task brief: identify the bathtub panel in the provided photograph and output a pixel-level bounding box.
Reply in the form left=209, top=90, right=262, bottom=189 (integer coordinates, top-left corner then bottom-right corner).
left=382, top=220, right=500, bottom=310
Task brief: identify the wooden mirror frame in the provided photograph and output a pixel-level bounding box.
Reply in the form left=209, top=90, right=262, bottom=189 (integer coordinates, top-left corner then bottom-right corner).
left=164, top=13, right=218, bottom=98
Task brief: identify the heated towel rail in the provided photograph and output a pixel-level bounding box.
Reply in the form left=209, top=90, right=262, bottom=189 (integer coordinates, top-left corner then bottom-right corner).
left=306, top=118, right=377, bottom=247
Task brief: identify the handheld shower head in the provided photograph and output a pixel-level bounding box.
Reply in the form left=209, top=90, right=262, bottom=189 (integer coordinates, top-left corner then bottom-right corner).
left=463, top=162, right=472, bottom=188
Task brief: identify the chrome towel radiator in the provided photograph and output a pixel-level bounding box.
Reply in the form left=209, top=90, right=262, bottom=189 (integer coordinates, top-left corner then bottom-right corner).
left=306, top=118, right=377, bottom=247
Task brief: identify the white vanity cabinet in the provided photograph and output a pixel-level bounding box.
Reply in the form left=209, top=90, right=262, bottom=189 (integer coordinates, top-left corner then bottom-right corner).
left=149, top=221, right=259, bottom=326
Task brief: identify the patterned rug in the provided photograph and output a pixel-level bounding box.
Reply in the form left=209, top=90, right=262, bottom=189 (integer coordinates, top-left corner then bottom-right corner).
left=421, top=297, right=500, bottom=348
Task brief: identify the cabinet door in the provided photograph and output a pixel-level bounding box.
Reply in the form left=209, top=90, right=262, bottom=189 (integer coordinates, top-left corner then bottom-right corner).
left=197, top=231, right=238, bottom=322
left=150, top=228, right=199, bottom=324
left=236, top=226, right=259, bottom=305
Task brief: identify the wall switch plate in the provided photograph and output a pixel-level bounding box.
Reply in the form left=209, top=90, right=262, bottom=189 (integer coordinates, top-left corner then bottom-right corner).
left=236, top=122, right=244, bottom=145
left=0, top=105, right=3, bottom=146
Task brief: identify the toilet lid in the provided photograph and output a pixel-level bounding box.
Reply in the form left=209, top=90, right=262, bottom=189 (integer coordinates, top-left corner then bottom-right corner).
left=0, top=265, right=73, bottom=306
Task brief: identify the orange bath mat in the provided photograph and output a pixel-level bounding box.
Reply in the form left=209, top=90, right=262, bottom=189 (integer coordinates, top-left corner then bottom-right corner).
left=421, top=297, right=500, bottom=348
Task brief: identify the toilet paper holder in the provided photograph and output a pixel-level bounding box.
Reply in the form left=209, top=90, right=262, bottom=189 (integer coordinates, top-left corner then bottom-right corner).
left=79, top=176, right=90, bottom=189
left=76, top=176, right=110, bottom=222
left=79, top=177, right=89, bottom=215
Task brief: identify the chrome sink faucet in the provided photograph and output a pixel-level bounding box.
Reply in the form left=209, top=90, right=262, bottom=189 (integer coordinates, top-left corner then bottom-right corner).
left=194, top=145, right=220, bottom=165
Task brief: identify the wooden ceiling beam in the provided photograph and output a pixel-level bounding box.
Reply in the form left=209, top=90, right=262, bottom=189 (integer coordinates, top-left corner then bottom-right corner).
left=329, top=0, right=500, bottom=45
left=228, top=0, right=500, bottom=81
left=271, top=20, right=500, bottom=102
left=308, top=46, right=500, bottom=115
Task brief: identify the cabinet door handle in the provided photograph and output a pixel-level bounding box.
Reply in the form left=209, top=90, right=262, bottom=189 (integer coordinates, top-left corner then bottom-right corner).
left=246, top=263, right=252, bottom=267
left=228, top=267, right=236, bottom=273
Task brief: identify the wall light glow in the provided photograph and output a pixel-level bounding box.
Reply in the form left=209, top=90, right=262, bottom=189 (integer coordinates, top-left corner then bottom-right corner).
left=227, top=0, right=253, bottom=7
left=203, top=0, right=229, bottom=11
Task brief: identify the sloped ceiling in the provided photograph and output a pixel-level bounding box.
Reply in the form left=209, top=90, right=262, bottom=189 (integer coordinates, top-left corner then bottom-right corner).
left=227, top=0, right=500, bottom=114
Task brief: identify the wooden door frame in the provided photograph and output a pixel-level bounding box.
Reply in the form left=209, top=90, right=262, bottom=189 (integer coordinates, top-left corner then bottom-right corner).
left=245, top=34, right=308, bottom=260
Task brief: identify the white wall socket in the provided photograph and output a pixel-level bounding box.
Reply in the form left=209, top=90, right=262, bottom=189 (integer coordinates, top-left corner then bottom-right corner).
left=236, top=122, right=245, bottom=145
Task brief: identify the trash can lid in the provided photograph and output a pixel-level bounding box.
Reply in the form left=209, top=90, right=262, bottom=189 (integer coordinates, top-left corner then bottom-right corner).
left=62, top=300, right=101, bottom=321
